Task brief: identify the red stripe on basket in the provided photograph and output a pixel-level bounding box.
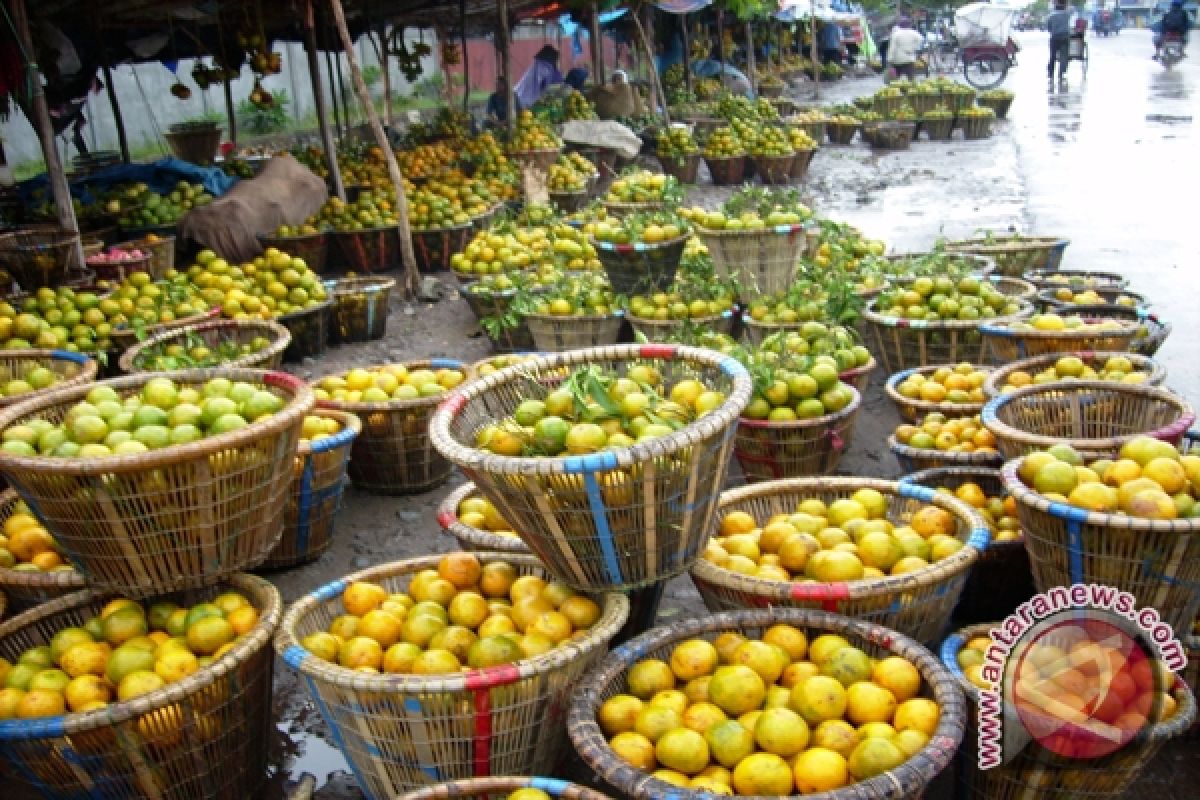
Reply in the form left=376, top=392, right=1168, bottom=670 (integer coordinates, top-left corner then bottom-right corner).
left=439, top=393, right=468, bottom=415
left=436, top=510, right=456, bottom=528
left=639, top=344, right=677, bottom=360
left=264, top=371, right=305, bottom=392
left=471, top=688, right=492, bottom=777
left=464, top=664, right=522, bottom=689
left=789, top=582, right=850, bottom=612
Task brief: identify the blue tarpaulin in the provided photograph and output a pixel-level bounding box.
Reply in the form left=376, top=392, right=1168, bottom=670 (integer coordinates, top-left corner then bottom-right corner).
left=18, top=157, right=239, bottom=206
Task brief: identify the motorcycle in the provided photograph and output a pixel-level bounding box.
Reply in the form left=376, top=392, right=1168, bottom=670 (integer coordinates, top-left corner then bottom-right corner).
left=1160, top=33, right=1186, bottom=67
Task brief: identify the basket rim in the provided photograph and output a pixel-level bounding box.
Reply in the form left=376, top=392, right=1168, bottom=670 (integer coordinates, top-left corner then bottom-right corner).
left=600, top=200, right=666, bottom=212
left=569, top=607, right=969, bottom=800
left=939, top=622, right=1199, bottom=739
left=979, top=317, right=1141, bottom=340
left=899, top=466, right=1023, bottom=548
left=887, top=433, right=1005, bottom=466
left=117, top=317, right=293, bottom=373
left=625, top=309, right=733, bottom=327
left=277, top=297, right=334, bottom=321
left=589, top=233, right=690, bottom=253
left=945, top=235, right=1070, bottom=253
left=701, top=153, right=748, bottom=162
left=885, top=365, right=991, bottom=418
left=328, top=275, right=397, bottom=295
left=691, top=221, right=810, bottom=238
left=522, top=310, right=626, bottom=324
left=692, top=476, right=990, bottom=600
left=429, top=344, right=753, bottom=477
left=0, top=349, right=99, bottom=409
left=274, top=552, right=630, bottom=691
left=981, top=380, right=1196, bottom=451
left=436, top=481, right=532, bottom=553
left=316, top=358, right=468, bottom=414
left=738, top=385, right=861, bottom=429
left=1036, top=286, right=1146, bottom=308
left=394, top=776, right=612, bottom=800
left=987, top=275, right=1038, bottom=296
left=109, top=307, right=222, bottom=345
left=257, top=230, right=329, bottom=244
left=982, top=351, right=1167, bottom=398
left=0, top=488, right=88, bottom=589
left=0, top=571, right=281, bottom=740
left=297, top=407, right=361, bottom=458
left=1023, top=269, right=1129, bottom=289
left=864, top=297, right=1034, bottom=330
left=0, top=368, right=314, bottom=476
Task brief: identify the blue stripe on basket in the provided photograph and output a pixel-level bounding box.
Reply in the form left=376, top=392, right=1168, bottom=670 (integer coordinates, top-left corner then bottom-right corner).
left=296, top=455, right=317, bottom=558
left=430, top=358, right=465, bottom=370
left=562, top=451, right=619, bottom=473
left=306, top=676, right=378, bottom=800
left=980, top=399, right=1000, bottom=425
left=310, top=422, right=359, bottom=454
left=941, top=633, right=967, bottom=677
left=312, top=578, right=348, bottom=602
left=531, top=777, right=571, bottom=795
left=0, top=713, right=67, bottom=740
left=978, top=323, right=1012, bottom=337
left=282, top=644, right=309, bottom=670
left=1064, top=517, right=1085, bottom=585
left=897, top=482, right=936, bottom=503
left=50, top=350, right=89, bottom=364
left=613, top=640, right=650, bottom=663
left=885, top=367, right=918, bottom=391
left=718, top=356, right=746, bottom=378
left=583, top=472, right=623, bottom=585
left=4, top=745, right=57, bottom=795
left=968, top=526, right=992, bottom=551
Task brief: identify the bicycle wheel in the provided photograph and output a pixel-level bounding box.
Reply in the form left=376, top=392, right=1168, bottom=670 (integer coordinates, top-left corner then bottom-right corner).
left=930, top=45, right=959, bottom=74
left=963, top=53, right=1009, bottom=89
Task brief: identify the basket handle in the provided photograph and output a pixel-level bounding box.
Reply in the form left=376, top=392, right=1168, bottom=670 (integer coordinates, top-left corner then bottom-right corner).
left=264, top=371, right=306, bottom=393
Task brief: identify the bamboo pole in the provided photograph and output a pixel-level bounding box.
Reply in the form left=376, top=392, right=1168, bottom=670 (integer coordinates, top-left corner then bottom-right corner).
left=745, top=21, right=757, bottom=94
left=334, top=47, right=351, bottom=128
left=590, top=2, right=605, bottom=85
left=327, top=0, right=420, bottom=295
left=304, top=0, right=345, bottom=201
left=497, top=0, right=515, bottom=133
left=102, top=64, right=130, bottom=164
left=379, top=26, right=394, bottom=129
left=223, top=79, right=238, bottom=149
left=680, top=14, right=692, bottom=94
left=325, top=48, right=343, bottom=139
left=10, top=0, right=83, bottom=267
left=811, top=18, right=821, bottom=100
left=632, top=4, right=670, bottom=125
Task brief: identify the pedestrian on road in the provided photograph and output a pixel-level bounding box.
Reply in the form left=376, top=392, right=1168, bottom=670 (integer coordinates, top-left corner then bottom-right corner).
left=820, top=21, right=845, bottom=64
left=887, top=17, right=925, bottom=79
left=1046, top=0, right=1074, bottom=86
left=1154, top=0, right=1192, bottom=59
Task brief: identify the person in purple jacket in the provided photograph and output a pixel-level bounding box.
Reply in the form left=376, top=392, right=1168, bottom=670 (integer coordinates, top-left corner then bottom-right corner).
left=515, top=45, right=564, bottom=108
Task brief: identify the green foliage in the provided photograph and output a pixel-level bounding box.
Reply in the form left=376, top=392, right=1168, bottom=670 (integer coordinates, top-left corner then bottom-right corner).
left=724, top=0, right=775, bottom=21
left=236, top=89, right=291, bottom=135
left=361, top=64, right=383, bottom=88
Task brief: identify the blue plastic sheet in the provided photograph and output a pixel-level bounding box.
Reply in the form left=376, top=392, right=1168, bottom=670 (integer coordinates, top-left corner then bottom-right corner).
left=18, top=157, right=239, bottom=207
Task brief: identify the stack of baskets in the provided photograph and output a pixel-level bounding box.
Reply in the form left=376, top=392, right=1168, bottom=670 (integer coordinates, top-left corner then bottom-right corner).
left=946, top=235, right=1070, bottom=277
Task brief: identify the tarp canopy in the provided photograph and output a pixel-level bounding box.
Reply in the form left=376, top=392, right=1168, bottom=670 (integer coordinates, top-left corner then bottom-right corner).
left=17, top=157, right=239, bottom=206
left=776, top=0, right=861, bottom=23
left=955, top=2, right=1017, bottom=44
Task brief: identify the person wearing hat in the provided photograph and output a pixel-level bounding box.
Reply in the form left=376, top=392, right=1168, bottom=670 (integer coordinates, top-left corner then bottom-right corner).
left=1045, top=0, right=1074, bottom=86
left=515, top=45, right=564, bottom=108
left=886, top=17, right=925, bottom=79
left=1155, top=0, right=1192, bottom=59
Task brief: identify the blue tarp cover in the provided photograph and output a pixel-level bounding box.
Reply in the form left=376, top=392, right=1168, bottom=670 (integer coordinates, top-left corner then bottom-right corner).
left=18, top=157, right=239, bottom=206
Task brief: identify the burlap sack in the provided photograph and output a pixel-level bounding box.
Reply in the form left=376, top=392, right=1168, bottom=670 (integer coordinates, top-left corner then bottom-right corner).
left=589, top=81, right=644, bottom=120
left=178, top=154, right=328, bottom=263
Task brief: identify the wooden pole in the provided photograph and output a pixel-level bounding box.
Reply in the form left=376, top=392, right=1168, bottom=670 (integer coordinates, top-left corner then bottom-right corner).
left=223, top=79, right=238, bottom=149
left=325, top=48, right=343, bottom=139
left=811, top=18, right=821, bottom=100
left=632, top=5, right=670, bottom=125
left=590, top=3, right=605, bottom=85
left=745, top=21, right=757, bottom=94
left=716, top=8, right=725, bottom=64
left=304, top=0, right=345, bottom=201
left=334, top=47, right=351, bottom=128
left=101, top=64, right=130, bottom=164
left=497, top=0, right=515, bottom=133
left=379, top=26, right=394, bottom=129
left=327, top=0, right=420, bottom=295
left=680, top=14, right=692, bottom=94
left=10, top=0, right=84, bottom=267
left=460, top=4, right=471, bottom=114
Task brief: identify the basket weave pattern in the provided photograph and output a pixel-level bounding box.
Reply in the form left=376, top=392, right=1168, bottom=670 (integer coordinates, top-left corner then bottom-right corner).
left=276, top=554, right=629, bottom=798
left=752, top=154, right=795, bottom=185
left=594, top=236, right=686, bottom=296
left=1024, top=269, right=1128, bottom=291
left=332, top=227, right=398, bottom=274
left=703, top=155, right=747, bottom=186
left=690, top=478, right=989, bottom=643
left=946, top=237, right=1069, bottom=278
left=981, top=319, right=1140, bottom=362
left=0, top=369, right=313, bottom=595
left=889, top=436, right=1003, bottom=473
left=734, top=388, right=862, bottom=481
left=626, top=311, right=734, bottom=342
left=413, top=224, right=473, bottom=274
left=330, top=276, right=394, bottom=344
left=279, top=300, right=333, bottom=362
left=864, top=299, right=1034, bottom=373
left=0, top=488, right=85, bottom=609
left=119, top=319, right=292, bottom=373
left=827, top=121, right=861, bottom=144
left=0, top=573, right=280, bottom=799
left=525, top=313, right=623, bottom=353
left=982, top=351, right=1167, bottom=398
left=693, top=224, right=807, bottom=296
left=437, top=482, right=531, bottom=554
left=0, top=350, right=97, bottom=408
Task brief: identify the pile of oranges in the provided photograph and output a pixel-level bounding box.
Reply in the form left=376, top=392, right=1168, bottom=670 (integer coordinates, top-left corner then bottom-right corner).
left=894, top=413, right=998, bottom=455
left=893, top=363, right=989, bottom=405
left=0, top=501, right=72, bottom=572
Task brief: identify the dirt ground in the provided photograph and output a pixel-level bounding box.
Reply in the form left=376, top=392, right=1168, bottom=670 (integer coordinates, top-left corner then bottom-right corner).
left=222, top=68, right=1195, bottom=799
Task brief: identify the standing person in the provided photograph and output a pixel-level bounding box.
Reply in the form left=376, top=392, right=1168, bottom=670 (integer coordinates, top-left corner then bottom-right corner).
left=485, top=76, right=518, bottom=128
left=887, top=17, right=925, bottom=78
left=1046, top=0, right=1074, bottom=87
left=819, top=21, right=844, bottom=64
left=515, top=45, right=564, bottom=108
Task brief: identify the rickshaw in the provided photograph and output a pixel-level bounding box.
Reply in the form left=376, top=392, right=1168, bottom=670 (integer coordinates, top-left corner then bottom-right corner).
left=954, top=2, right=1020, bottom=88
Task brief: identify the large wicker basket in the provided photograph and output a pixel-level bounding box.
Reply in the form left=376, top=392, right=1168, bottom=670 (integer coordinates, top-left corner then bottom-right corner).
left=888, top=435, right=1004, bottom=473
left=134, top=234, right=176, bottom=279
left=941, top=622, right=1197, bottom=800
left=321, top=358, right=466, bottom=496
left=0, top=572, right=280, bottom=799
left=827, top=119, right=861, bottom=145
left=751, top=153, right=796, bottom=185
left=260, top=409, right=360, bottom=569
left=981, top=381, right=1194, bottom=460
left=864, top=299, right=1034, bottom=373
left=0, top=350, right=97, bottom=408
left=1024, top=268, right=1128, bottom=291
left=902, top=467, right=1032, bottom=624
left=980, top=318, right=1141, bottom=363
left=329, top=275, right=394, bottom=344
left=692, top=223, right=807, bottom=296
left=430, top=345, right=753, bottom=591
left=524, top=312, right=623, bottom=353
left=0, top=227, right=81, bottom=290
left=1061, top=303, right=1172, bottom=357
left=397, top=777, right=613, bottom=800
left=276, top=553, right=629, bottom=798
left=278, top=299, right=333, bottom=362
left=108, top=307, right=222, bottom=353
left=118, top=318, right=292, bottom=373
left=331, top=227, right=398, bottom=274
left=703, top=155, right=747, bottom=186
left=437, top=481, right=531, bottom=554
left=626, top=310, right=734, bottom=342
left=593, top=236, right=687, bottom=296
left=657, top=153, right=700, bottom=184
left=460, top=287, right=539, bottom=353
left=884, top=365, right=991, bottom=422
left=789, top=147, right=817, bottom=181
left=690, top=477, right=989, bottom=643
left=258, top=232, right=329, bottom=274
left=987, top=275, right=1038, bottom=301
left=922, top=116, right=955, bottom=141
left=0, top=488, right=85, bottom=610
left=734, top=389, right=862, bottom=481
left=413, top=223, right=474, bottom=274
left=1036, top=286, right=1146, bottom=310
left=983, top=350, right=1167, bottom=398
left=945, top=236, right=1070, bottom=278
left=0, top=369, right=314, bottom=595
left=569, top=608, right=968, bottom=798
left=864, top=121, right=916, bottom=150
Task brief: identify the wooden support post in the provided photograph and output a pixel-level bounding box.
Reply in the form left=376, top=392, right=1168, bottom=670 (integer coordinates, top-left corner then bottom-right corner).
left=10, top=0, right=83, bottom=267
left=811, top=19, right=821, bottom=100
left=632, top=5, right=670, bottom=125
left=327, top=0, right=420, bottom=296
left=379, top=26, right=393, bottom=129
left=745, top=21, right=757, bottom=94
left=223, top=79, right=238, bottom=149
left=590, top=2, right=605, bottom=85
left=325, top=47, right=343, bottom=138
left=680, top=14, right=692, bottom=94
left=716, top=8, right=725, bottom=64
left=460, top=4, right=471, bottom=114
left=497, top=0, right=515, bottom=133
left=102, top=64, right=130, bottom=164
left=334, top=47, right=350, bottom=128
left=305, top=0, right=345, bottom=201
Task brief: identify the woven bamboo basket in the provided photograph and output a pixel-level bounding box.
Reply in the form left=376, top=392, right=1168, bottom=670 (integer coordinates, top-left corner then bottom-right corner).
left=108, top=307, right=222, bottom=352
left=909, top=92, right=943, bottom=116
left=569, top=607, right=968, bottom=799
left=945, top=236, right=1070, bottom=278
left=690, top=478, right=989, bottom=642
left=430, top=345, right=753, bottom=591
left=983, top=350, right=1167, bottom=398
left=1037, top=287, right=1146, bottom=310
left=1003, top=455, right=1200, bottom=631
left=413, top=223, right=474, bottom=274
left=702, top=155, right=747, bottom=186
left=320, top=358, right=466, bottom=496
left=331, top=227, right=399, bottom=274
left=922, top=116, right=955, bottom=140
left=874, top=94, right=905, bottom=116
left=329, top=276, right=394, bottom=343
left=982, top=381, right=1195, bottom=460
left=437, top=481, right=531, bottom=554
left=943, top=90, right=977, bottom=113
left=902, top=467, right=1033, bottom=624
left=840, top=356, right=877, bottom=395
left=752, top=154, right=795, bottom=185
left=278, top=299, right=333, bottom=362
left=864, top=299, right=1034, bottom=373
left=259, top=232, right=328, bottom=273
left=1054, top=304, right=1172, bottom=358
left=987, top=275, right=1038, bottom=301
left=960, top=115, right=993, bottom=139
left=0, top=369, right=314, bottom=595
left=0, top=572, right=280, bottom=799
left=1024, top=268, right=1129, bottom=291
left=980, top=318, right=1141, bottom=363
left=693, top=223, right=807, bottom=296
left=0, top=227, right=80, bottom=290
left=789, top=120, right=827, bottom=143
left=885, top=365, right=992, bottom=422
left=548, top=189, right=590, bottom=213
left=0, top=350, right=98, bottom=409
left=827, top=120, right=861, bottom=144
left=789, top=147, right=817, bottom=181
left=657, top=153, right=700, bottom=184
left=740, top=317, right=806, bottom=347
left=118, top=318, right=292, bottom=373
left=865, top=121, right=917, bottom=150
left=889, top=435, right=1004, bottom=473
left=525, top=312, right=623, bottom=353
left=601, top=200, right=663, bottom=216
left=260, top=409, right=360, bottom=569
left=88, top=251, right=154, bottom=283
left=593, top=236, right=687, bottom=296
left=941, top=623, right=1197, bottom=800
left=397, top=777, right=613, bottom=800
left=0, top=488, right=86, bottom=610
left=626, top=310, right=734, bottom=342
left=734, top=389, right=862, bottom=481
left=977, top=93, right=1014, bottom=118
left=460, top=287, right=539, bottom=353
left=276, top=553, right=629, bottom=798
left=133, top=234, right=176, bottom=279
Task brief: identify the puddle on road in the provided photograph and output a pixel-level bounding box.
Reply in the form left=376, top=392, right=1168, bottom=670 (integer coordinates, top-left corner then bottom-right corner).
left=278, top=723, right=350, bottom=787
